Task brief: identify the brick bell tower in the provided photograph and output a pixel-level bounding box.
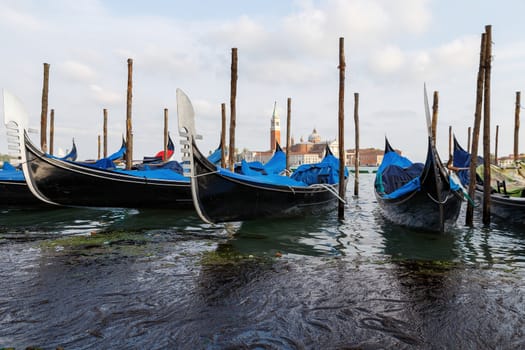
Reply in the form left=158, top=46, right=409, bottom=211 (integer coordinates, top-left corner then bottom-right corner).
left=270, top=101, right=281, bottom=151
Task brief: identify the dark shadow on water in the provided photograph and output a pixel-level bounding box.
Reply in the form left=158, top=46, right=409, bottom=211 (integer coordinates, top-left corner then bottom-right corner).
left=374, top=208, right=460, bottom=262
left=219, top=213, right=346, bottom=257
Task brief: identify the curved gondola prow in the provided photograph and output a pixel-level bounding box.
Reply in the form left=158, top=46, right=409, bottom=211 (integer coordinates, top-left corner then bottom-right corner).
left=275, top=141, right=283, bottom=153
left=21, top=131, right=61, bottom=206
left=61, top=139, right=78, bottom=161
left=3, top=90, right=29, bottom=167
left=176, top=88, right=213, bottom=224
left=452, top=134, right=470, bottom=157
left=384, top=137, right=395, bottom=154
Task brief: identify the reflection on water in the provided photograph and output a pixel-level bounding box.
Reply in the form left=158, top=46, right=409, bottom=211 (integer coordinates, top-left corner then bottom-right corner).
left=1, top=175, right=525, bottom=348
left=221, top=214, right=346, bottom=257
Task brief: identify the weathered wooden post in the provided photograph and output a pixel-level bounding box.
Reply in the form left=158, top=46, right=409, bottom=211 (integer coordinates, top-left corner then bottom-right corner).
left=515, top=91, right=521, bottom=162
left=494, top=124, right=499, bottom=165
left=98, top=135, right=101, bottom=160
left=431, top=91, right=439, bottom=142
left=49, top=108, right=54, bottom=155
left=354, top=92, right=359, bottom=196
left=467, top=126, right=472, bottom=153
left=482, top=25, right=492, bottom=225
left=229, top=48, right=238, bottom=171
left=448, top=126, right=452, bottom=160
left=103, top=108, right=108, bottom=158
left=126, top=58, right=133, bottom=170
left=286, top=97, right=291, bottom=173
left=221, top=103, right=226, bottom=168
left=338, top=37, right=346, bottom=219
left=466, top=32, right=487, bottom=227
left=164, top=108, right=169, bottom=160
left=41, top=63, right=50, bottom=152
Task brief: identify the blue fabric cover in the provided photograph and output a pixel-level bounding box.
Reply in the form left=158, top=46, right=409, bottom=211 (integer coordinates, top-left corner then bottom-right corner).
left=116, top=168, right=188, bottom=181
left=263, top=149, right=286, bottom=174
left=80, top=157, right=118, bottom=170
left=77, top=143, right=127, bottom=170
left=134, top=160, right=184, bottom=174
left=207, top=147, right=222, bottom=166
left=240, top=159, right=264, bottom=176
left=0, top=162, right=24, bottom=181
left=291, top=154, right=348, bottom=185
left=453, top=143, right=483, bottom=186
left=381, top=177, right=421, bottom=199
left=219, top=167, right=307, bottom=187
left=236, top=149, right=286, bottom=175
left=375, top=150, right=424, bottom=198
left=219, top=152, right=346, bottom=187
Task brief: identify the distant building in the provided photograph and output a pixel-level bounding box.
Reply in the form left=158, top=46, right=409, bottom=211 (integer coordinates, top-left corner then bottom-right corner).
left=497, top=153, right=525, bottom=167
left=243, top=110, right=342, bottom=167
left=241, top=104, right=406, bottom=168
left=346, top=147, right=402, bottom=167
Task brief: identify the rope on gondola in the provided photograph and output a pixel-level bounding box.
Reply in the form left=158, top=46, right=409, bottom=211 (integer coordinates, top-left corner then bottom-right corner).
left=192, top=170, right=219, bottom=178
left=427, top=192, right=453, bottom=205
left=309, top=183, right=347, bottom=204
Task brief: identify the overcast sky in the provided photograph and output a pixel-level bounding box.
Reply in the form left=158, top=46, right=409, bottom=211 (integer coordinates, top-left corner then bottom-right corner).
left=1, top=0, right=525, bottom=161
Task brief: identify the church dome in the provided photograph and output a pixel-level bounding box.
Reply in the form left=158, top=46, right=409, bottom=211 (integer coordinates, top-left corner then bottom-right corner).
left=308, top=128, right=321, bottom=143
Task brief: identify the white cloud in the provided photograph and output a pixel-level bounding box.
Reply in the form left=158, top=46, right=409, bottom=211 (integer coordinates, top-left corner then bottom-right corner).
left=369, top=46, right=405, bottom=74
left=89, top=84, right=122, bottom=105
left=0, top=6, right=43, bottom=31
left=60, top=61, right=97, bottom=82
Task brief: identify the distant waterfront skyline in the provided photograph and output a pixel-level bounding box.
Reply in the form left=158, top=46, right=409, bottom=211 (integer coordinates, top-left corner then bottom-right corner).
left=1, top=0, right=525, bottom=162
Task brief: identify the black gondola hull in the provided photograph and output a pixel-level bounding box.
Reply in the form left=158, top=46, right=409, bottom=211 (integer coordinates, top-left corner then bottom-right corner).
left=23, top=135, right=193, bottom=209
left=0, top=180, right=46, bottom=207
left=475, top=188, right=525, bottom=224
left=191, top=140, right=343, bottom=223
left=375, top=138, right=463, bottom=232
left=375, top=187, right=462, bottom=231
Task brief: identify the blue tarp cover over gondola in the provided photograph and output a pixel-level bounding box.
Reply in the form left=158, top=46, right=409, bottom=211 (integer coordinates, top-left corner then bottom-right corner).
left=375, top=148, right=424, bottom=199
left=452, top=137, right=483, bottom=186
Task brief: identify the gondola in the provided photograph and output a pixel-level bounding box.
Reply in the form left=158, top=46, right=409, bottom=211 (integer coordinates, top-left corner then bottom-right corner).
left=3, top=90, right=195, bottom=209
left=374, top=137, right=463, bottom=232
left=453, top=137, right=525, bottom=223
left=0, top=143, right=78, bottom=207
left=176, top=88, right=347, bottom=224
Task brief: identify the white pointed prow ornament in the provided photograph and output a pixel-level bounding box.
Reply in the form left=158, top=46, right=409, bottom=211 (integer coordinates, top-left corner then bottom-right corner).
left=3, top=89, right=29, bottom=166
left=176, top=88, right=202, bottom=177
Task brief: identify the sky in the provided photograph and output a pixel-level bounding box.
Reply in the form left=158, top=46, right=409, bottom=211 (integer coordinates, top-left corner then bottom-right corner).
left=1, top=0, right=525, bottom=162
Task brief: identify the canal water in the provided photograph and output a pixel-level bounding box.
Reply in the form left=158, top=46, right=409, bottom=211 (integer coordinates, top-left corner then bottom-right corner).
left=1, top=174, right=524, bottom=349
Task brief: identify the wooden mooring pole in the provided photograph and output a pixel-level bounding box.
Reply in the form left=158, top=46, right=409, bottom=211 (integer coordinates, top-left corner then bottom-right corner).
left=338, top=37, right=346, bottom=219
left=221, top=103, right=226, bottom=168
left=467, top=126, right=472, bottom=153
left=103, top=109, right=108, bottom=158
left=515, top=91, right=521, bottom=162
left=98, top=135, right=101, bottom=160
left=41, top=63, right=50, bottom=152
left=482, top=25, right=492, bottom=225
left=494, top=125, right=499, bottom=165
left=354, top=92, right=359, bottom=196
left=431, top=91, right=439, bottom=142
left=448, top=126, right=452, bottom=161
left=49, top=108, right=54, bottom=155
left=229, top=48, right=238, bottom=171
left=286, top=97, right=291, bottom=173
left=466, top=32, right=487, bottom=227
left=125, top=58, right=133, bottom=170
